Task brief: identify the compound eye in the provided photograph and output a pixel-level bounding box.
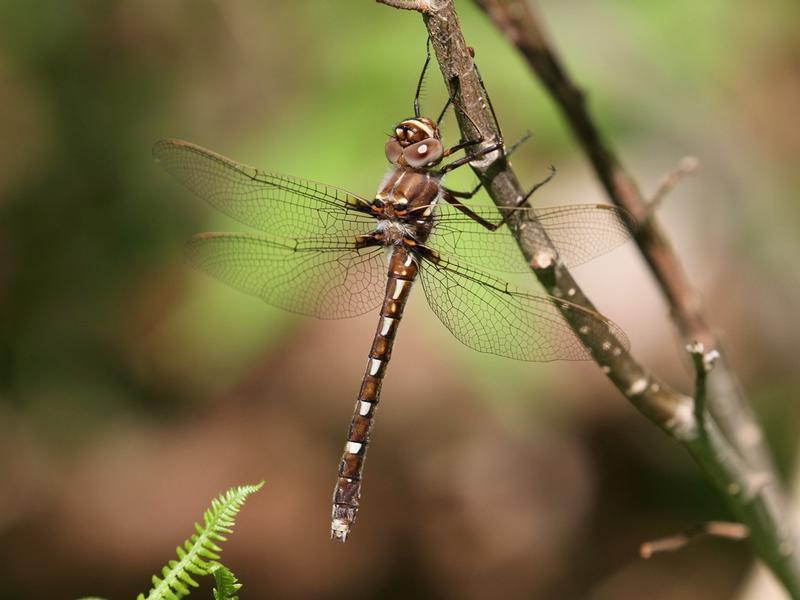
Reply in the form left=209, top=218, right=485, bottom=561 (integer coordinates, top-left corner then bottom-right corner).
left=385, top=139, right=403, bottom=165
left=402, top=138, right=443, bottom=167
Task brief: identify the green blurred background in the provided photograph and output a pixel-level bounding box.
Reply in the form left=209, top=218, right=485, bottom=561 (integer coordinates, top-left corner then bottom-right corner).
left=1, top=1, right=799, bottom=598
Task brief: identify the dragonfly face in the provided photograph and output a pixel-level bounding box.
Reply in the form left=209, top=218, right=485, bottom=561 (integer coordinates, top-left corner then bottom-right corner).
left=385, top=117, right=444, bottom=168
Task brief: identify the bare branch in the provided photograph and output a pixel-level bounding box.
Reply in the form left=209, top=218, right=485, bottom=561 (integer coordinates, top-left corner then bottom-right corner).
left=646, top=156, right=700, bottom=220
left=688, top=340, right=720, bottom=435
left=375, top=0, right=429, bottom=13
left=641, top=521, right=750, bottom=559
left=469, top=0, right=772, bottom=475
left=387, top=0, right=694, bottom=437
left=379, top=0, right=800, bottom=595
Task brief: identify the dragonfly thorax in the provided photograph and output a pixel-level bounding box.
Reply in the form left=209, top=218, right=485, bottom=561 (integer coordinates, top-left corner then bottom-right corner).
left=373, top=167, right=441, bottom=233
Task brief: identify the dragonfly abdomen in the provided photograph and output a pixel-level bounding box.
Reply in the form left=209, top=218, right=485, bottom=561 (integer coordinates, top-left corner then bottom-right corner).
left=331, top=245, right=418, bottom=541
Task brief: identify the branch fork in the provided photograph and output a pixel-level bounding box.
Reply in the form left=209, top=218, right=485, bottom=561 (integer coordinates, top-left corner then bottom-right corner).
left=644, top=156, right=700, bottom=221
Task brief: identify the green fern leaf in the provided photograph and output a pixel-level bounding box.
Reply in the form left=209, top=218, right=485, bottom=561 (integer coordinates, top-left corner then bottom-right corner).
left=138, top=482, right=264, bottom=600
left=211, top=564, right=242, bottom=600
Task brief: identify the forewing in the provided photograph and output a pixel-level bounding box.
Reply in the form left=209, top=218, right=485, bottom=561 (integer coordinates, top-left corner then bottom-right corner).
left=154, top=139, right=377, bottom=238
left=429, top=203, right=634, bottom=272
left=419, top=252, right=629, bottom=361
left=186, top=233, right=387, bottom=319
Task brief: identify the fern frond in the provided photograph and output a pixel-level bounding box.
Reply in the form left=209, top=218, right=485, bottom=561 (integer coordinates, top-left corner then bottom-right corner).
left=211, top=564, right=242, bottom=600
left=137, top=482, right=264, bottom=600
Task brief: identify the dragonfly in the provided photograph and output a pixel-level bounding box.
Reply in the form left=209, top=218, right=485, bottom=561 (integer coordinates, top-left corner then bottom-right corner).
left=154, top=66, right=633, bottom=543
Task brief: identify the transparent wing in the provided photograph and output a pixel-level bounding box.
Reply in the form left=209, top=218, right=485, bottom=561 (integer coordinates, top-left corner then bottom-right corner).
left=419, top=252, right=629, bottom=361
left=154, top=139, right=377, bottom=238
left=429, top=203, right=635, bottom=272
left=186, top=233, right=387, bottom=319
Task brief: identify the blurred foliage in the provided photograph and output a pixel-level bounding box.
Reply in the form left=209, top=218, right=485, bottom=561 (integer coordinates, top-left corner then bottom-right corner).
left=0, top=1, right=798, bottom=599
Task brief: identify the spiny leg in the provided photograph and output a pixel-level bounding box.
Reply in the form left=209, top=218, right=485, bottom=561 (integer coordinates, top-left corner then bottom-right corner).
left=442, top=164, right=557, bottom=231
left=432, top=50, right=508, bottom=163
left=433, top=47, right=555, bottom=229
left=433, top=69, right=498, bottom=161
left=442, top=131, right=533, bottom=198
left=442, top=137, right=483, bottom=158
left=440, top=47, right=505, bottom=161
left=413, top=38, right=432, bottom=118
left=438, top=46, right=557, bottom=229
left=436, top=96, right=452, bottom=126
left=437, top=140, right=505, bottom=175
left=471, top=48, right=504, bottom=143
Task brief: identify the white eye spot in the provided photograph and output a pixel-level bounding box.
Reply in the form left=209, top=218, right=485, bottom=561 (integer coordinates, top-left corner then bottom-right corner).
left=417, top=144, right=428, bottom=154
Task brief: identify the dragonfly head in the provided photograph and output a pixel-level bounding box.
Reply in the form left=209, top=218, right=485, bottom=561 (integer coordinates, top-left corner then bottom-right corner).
left=385, top=117, right=443, bottom=168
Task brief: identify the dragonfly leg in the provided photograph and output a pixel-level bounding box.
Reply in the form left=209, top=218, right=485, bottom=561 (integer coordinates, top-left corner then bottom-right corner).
left=441, top=164, right=557, bottom=231
left=441, top=131, right=534, bottom=200
left=413, top=38, right=432, bottom=118
left=435, top=96, right=452, bottom=126
left=441, top=188, right=501, bottom=230
left=472, top=53, right=504, bottom=143
left=492, top=164, right=558, bottom=229
left=522, top=164, right=557, bottom=202
left=443, top=184, right=482, bottom=200
left=442, top=137, right=483, bottom=158
left=437, top=141, right=505, bottom=175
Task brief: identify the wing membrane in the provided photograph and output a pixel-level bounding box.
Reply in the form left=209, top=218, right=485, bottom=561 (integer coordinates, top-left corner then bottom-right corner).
left=429, top=203, right=635, bottom=272
left=186, top=233, right=386, bottom=319
left=154, top=139, right=377, bottom=238
left=419, top=252, right=629, bottom=361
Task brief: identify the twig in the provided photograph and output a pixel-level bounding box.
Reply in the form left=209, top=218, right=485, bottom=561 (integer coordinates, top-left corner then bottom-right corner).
left=376, top=0, right=430, bottom=12
left=688, top=341, right=720, bottom=436
left=640, top=521, right=750, bottom=559
left=378, top=0, right=800, bottom=596
left=646, top=156, right=700, bottom=220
